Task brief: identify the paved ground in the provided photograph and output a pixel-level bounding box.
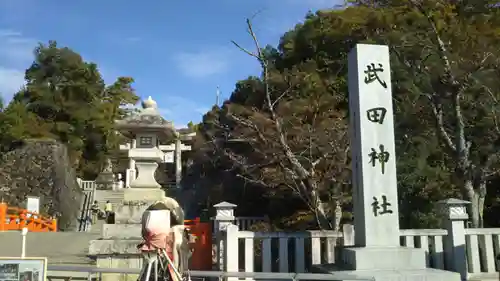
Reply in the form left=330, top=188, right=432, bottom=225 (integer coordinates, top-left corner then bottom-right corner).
left=0, top=189, right=126, bottom=266
left=0, top=220, right=105, bottom=265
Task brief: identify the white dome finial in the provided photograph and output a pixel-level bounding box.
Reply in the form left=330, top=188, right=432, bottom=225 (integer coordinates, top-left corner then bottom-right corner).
left=142, top=96, right=157, bottom=109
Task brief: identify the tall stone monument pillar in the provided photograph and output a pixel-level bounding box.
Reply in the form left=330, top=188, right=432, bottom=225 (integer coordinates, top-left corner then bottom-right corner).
left=348, top=43, right=400, bottom=248
left=315, top=44, right=460, bottom=281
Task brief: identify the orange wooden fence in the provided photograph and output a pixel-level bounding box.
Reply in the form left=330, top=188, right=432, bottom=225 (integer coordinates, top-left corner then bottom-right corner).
left=0, top=202, right=57, bottom=232
left=184, top=217, right=212, bottom=270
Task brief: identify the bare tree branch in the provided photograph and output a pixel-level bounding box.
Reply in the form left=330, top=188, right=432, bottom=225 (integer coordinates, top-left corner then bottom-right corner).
left=225, top=17, right=344, bottom=230
left=425, top=93, right=457, bottom=151
left=410, top=0, right=469, bottom=158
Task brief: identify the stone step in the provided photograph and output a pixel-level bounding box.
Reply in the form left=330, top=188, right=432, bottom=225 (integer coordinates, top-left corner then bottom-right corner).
left=92, top=190, right=125, bottom=206
left=87, top=220, right=105, bottom=234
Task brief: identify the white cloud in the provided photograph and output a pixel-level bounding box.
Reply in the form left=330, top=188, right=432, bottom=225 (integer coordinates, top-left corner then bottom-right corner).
left=172, top=48, right=232, bottom=79
left=0, top=67, right=25, bottom=102
left=0, top=29, right=37, bottom=66
left=0, top=30, right=22, bottom=37
left=0, top=29, right=37, bottom=103
left=157, top=95, right=210, bottom=129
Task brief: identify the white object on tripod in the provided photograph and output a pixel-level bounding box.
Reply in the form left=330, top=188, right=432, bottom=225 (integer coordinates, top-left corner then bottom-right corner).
left=141, top=209, right=171, bottom=250
left=142, top=210, right=171, bottom=235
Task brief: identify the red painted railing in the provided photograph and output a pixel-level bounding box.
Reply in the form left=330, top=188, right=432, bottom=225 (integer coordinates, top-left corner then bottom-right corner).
left=0, top=202, right=57, bottom=232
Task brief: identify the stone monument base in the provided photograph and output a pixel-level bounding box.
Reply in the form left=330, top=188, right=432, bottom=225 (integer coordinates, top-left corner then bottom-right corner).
left=89, top=198, right=166, bottom=281
left=313, top=265, right=460, bottom=281
left=89, top=231, right=143, bottom=281
left=313, top=246, right=460, bottom=281
left=123, top=188, right=165, bottom=202
left=342, top=246, right=426, bottom=270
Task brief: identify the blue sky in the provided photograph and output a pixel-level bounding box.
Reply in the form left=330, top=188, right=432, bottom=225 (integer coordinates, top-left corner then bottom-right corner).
left=0, top=0, right=338, bottom=128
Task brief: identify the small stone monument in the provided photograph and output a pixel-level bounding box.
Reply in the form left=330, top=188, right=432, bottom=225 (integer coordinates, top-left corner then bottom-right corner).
left=95, top=158, right=115, bottom=190
left=89, top=96, right=176, bottom=281
left=314, top=44, right=460, bottom=281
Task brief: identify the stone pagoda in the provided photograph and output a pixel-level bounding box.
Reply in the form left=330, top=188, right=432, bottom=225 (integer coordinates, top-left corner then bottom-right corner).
left=88, top=96, right=177, bottom=281
left=118, top=99, right=196, bottom=191
left=115, top=96, right=176, bottom=201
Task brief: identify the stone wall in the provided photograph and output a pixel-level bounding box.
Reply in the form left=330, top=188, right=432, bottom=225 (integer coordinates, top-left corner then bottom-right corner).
left=0, top=139, right=83, bottom=231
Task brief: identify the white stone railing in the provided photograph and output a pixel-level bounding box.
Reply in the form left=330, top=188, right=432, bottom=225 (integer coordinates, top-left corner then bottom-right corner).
left=222, top=226, right=343, bottom=274
left=399, top=229, right=447, bottom=269
left=211, top=216, right=268, bottom=235
left=77, top=178, right=124, bottom=191
left=463, top=228, right=500, bottom=280
left=77, top=179, right=96, bottom=191
left=213, top=200, right=500, bottom=280
left=235, top=216, right=268, bottom=231
left=218, top=226, right=500, bottom=279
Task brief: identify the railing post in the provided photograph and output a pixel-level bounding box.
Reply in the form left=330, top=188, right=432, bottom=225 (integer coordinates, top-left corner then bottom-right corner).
left=224, top=224, right=239, bottom=281
left=437, top=198, right=470, bottom=280
left=0, top=202, right=7, bottom=231
left=213, top=201, right=237, bottom=270
left=116, top=173, right=124, bottom=189
left=21, top=227, right=28, bottom=258
left=342, top=223, right=355, bottom=246
left=125, top=169, right=136, bottom=188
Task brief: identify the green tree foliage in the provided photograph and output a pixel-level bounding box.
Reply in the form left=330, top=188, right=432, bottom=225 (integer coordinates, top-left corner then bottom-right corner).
left=348, top=0, right=500, bottom=227
left=0, top=41, right=139, bottom=178
left=186, top=1, right=500, bottom=229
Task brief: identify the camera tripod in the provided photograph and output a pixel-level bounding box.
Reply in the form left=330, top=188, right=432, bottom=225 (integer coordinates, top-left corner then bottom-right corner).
left=138, top=248, right=189, bottom=281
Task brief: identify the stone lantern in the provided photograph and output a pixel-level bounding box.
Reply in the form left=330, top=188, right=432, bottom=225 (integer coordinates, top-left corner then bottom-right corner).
left=115, top=96, right=175, bottom=201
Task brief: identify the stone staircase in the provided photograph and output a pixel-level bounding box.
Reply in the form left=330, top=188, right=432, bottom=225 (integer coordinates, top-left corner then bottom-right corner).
left=93, top=190, right=125, bottom=208
left=88, top=219, right=104, bottom=234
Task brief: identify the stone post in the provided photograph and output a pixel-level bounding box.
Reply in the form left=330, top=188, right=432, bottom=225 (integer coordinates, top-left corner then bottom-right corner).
left=213, top=201, right=236, bottom=270
left=224, top=224, right=239, bottom=281
left=114, top=173, right=124, bottom=190
left=125, top=139, right=136, bottom=188
left=438, top=198, right=470, bottom=280
left=175, top=134, right=182, bottom=189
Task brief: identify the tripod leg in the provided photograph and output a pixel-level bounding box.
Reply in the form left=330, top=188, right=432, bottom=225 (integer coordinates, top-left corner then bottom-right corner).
left=144, top=257, right=154, bottom=281
left=154, top=258, right=159, bottom=281
left=161, top=249, right=183, bottom=281
left=137, top=263, right=147, bottom=281
left=138, top=253, right=153, bottom=281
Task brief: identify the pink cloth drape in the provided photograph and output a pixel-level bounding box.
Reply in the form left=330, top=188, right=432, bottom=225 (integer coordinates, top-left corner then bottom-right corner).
left=138, top=231, right=174, bottom=253
left=138, top=210, right=174, bottom=255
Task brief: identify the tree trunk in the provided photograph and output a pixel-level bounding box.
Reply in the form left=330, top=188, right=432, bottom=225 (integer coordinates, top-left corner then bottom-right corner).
left=473, top=175, right=487, bottom=228
left=309, top=185, right=334, bottom=230
left=463, top=178, right=486, bottom=228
